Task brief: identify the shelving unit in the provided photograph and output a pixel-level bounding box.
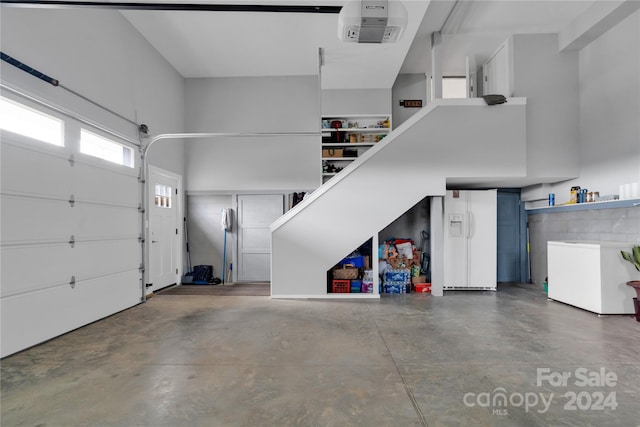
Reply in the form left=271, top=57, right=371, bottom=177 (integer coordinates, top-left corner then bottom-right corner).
left=321, top=114, right=391, bottom=183
left=526, top=198, right=640, bottom=214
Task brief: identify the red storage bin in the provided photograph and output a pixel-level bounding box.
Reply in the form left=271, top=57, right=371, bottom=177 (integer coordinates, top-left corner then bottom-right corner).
left=415, top=283, right=432, bottom=293
left=332, top=280, right=350, bottom=293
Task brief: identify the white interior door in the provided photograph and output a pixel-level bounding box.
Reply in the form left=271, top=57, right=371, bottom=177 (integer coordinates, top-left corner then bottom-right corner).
left=237, top=194, right=284, bottom=282
left=148, top=167, right=180, bottom=292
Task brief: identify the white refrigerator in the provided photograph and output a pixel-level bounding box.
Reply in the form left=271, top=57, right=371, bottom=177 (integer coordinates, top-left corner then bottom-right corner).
left=443, top=189, right=497, bottom=290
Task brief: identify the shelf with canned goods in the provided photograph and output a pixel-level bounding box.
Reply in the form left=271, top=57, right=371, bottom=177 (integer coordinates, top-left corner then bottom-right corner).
left=321, top=114, right=392, bottom=183
left=321, top=142, right=377, bottom=147
left=322, top=115, right=391, bottom=144
left=322, top=115, right=391, bottom=132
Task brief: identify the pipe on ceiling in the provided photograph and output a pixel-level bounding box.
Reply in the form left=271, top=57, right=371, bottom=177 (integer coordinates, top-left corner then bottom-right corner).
left=0, top=1, right=343, bottom=13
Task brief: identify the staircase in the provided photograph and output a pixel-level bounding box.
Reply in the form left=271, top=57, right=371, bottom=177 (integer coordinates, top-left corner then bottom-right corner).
left=270, top=98, right=527, bottom=298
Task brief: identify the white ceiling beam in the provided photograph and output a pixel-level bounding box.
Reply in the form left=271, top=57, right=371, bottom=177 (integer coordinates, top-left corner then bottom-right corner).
left=559, top=0, right=640, bottom=51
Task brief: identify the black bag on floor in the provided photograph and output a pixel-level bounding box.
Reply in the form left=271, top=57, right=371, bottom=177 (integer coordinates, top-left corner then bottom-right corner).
left=192, top=265, right=213, bottom=285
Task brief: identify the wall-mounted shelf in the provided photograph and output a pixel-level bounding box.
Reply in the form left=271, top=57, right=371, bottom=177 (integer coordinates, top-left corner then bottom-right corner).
left=322, top=128, right=390, bottom=133
left=527, top=198, right=640, bottom=214
left=322, top=114, right=391, bottom=183
left=322, top=142, right=377, bottom=147
left=322, top=157, right=356, bottom=161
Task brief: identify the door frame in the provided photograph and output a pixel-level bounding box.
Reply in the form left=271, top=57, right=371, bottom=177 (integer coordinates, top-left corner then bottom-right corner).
left=147, top=165, right=183, bottom=293
left=496, top=189, right=529, bottom=283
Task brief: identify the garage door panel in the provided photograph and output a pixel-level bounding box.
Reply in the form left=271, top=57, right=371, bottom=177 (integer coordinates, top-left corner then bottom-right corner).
left=0, top=100, right=144, bottom=358
left=0, top=197, right=139, bottom=245
left=0, top=196, right=72, bottom=243
left=73, top=240, right=140, bottom=281
left=2, top=240, right=141, bottom=297
left=72, top=162, right=139, bottom=206
left=73, top=204, right=139, bottom=240
left=1, top=142, right=71, bottom=198
left=0, top=269, right=141, bottom=358
left=1, top=244, right=73, bottom=297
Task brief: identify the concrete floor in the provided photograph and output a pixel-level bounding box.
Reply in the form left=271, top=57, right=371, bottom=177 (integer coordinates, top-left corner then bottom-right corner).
left=1, top=283, right=639, bottom=427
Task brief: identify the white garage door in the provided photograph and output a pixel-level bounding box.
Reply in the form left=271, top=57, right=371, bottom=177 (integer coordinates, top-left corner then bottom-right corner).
left=0, top=95, right=142, bottom=357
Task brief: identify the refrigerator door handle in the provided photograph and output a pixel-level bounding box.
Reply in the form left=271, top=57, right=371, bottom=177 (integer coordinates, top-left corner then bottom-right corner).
left=467, top=211, right=474, bottom=239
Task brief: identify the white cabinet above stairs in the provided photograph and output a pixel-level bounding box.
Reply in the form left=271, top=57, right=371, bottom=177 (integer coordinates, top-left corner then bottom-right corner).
left=270, top=98, right=527, bottom=299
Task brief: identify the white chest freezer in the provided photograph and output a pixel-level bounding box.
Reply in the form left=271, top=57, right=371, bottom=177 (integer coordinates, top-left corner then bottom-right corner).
left=547, top=241, right=637, bottom=315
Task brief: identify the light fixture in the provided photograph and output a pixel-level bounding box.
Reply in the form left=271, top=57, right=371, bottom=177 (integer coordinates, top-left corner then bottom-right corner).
left=337, top=0, right=408, bottom=43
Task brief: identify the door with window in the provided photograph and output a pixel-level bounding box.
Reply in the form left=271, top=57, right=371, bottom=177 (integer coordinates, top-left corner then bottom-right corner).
left=148, top=166, right=180, bottom=292
left=237, top=194, right=284, bottom=282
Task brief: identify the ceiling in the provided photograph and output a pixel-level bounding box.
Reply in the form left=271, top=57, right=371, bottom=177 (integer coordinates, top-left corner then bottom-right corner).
left=118, top=0, right=597, bottom=89
left=401, top=0, right=596, bottom=76
left=4, top=0, right=595, bottom=89
left=121, top=0, right=430, bottom=89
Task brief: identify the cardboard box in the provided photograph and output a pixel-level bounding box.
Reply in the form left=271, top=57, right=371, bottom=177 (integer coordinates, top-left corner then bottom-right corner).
left=412, top=275, right=427, bottom=284
left=387, top=257, right=412, bottom=269
left=322, top=148, right=343, bottom=158
left=333, top=265, right=359, bottom=280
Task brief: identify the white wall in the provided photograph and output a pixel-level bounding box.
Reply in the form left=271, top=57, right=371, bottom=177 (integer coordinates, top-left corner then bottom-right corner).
left=0, top=8, right=185, bottom=176
left=184, top=76, right=320, bottom=192
left=186, top=195, right=234, bottom=279
left=392, top=74, right=428, bottom=128
left=379, top=197, right=430, bottom=246
left=321, top=88, right=391, bottom=115
left=523, top=11, right=640, bottom=206
left=511, top=34, right=580, bottom=183
left=563, top=10, right=640, bottom=201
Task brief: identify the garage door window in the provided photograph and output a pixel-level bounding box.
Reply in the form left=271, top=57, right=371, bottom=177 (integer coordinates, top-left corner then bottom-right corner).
left=0, top=97, right=64, bottom=146
left=80, top=129, right=134, bottom=168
